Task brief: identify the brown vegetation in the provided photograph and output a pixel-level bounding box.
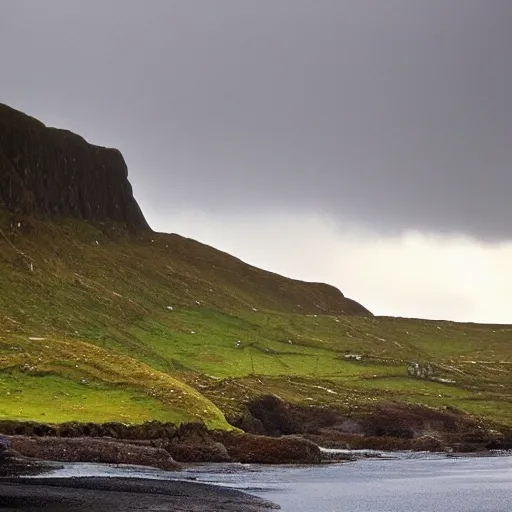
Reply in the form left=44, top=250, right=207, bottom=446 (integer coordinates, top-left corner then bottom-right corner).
left=0, top=420, right=177, bottom=439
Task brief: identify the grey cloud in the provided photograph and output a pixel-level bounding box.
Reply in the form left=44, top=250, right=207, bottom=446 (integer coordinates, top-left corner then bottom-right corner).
left=1, top=0, right=511, bottom=239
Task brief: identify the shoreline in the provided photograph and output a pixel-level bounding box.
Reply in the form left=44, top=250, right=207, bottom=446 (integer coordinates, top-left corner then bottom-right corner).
left=2, top=450, right=510, bottom=512
left=0, top=476, right=278, bottom=511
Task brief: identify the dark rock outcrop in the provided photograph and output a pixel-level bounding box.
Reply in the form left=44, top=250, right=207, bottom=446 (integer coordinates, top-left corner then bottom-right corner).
left=0, top=436, right=58, bottom=476
left=165, top=422, right=321, bottom=464
left=233, top=395, right=342, bottom=436
left=213, top=431, right=321, bottom=464
left=9, top=436, right=180, bottom=471
left=0, top=104, right=150, bottom=231
left=166, top=423, right=232, bottom=462
left=238, top=395, right=298, bottom=436
left=486, top=439, right=512, bottom=451
left=235, top=398, right=497, bottom=452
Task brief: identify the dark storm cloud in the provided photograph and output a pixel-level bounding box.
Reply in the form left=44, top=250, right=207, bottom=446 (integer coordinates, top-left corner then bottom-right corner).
left=1, top=0, right=511, bottom=239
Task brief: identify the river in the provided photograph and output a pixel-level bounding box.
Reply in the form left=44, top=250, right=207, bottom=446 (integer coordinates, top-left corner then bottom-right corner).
left=41, top=452, right=512, bottom=511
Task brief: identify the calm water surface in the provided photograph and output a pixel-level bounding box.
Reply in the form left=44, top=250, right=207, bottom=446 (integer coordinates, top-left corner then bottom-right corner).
left=44, top=452, right=512, bottom=512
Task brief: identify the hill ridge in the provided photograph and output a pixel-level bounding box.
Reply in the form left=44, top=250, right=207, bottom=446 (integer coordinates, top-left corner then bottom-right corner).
left=0, top=103, right=369, bottom=316
left=1, top=104, right=510, bottom=432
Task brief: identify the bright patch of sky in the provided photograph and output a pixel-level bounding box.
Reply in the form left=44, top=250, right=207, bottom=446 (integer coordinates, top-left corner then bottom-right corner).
left=148, top=210, right=512, bottom=324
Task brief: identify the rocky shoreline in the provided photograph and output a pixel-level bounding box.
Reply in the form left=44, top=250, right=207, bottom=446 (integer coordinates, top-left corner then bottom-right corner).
left=1, top=399, right=511, bottom=473
left=0, top=438, right=277, bottom=511
left=2, top=408, right=510, bottom=512
left=1, top=398, right=511, bottom=512
left=1, top=427, right=321, bottom=471
left=0, top=428, right=313, bottom=512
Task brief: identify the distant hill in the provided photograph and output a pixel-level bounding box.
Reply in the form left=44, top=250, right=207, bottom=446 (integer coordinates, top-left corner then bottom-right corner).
left=0, top=104, right=510, bottom=431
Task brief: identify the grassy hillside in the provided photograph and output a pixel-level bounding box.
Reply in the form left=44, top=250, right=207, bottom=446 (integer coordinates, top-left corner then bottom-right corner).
left=1, top=213, right=511, bottom=428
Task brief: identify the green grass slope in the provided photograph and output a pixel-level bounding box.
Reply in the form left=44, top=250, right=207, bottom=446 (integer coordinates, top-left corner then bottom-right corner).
left=1, top=214, right=511, bottom=428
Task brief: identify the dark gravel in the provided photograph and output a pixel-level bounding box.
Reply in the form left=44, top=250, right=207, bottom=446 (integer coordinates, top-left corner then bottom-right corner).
left=0, top=476, right=279, bottom=511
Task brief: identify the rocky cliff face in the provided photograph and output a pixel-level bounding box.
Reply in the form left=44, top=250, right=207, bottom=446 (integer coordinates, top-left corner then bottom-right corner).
left=0, top=104, right=150, bottom=230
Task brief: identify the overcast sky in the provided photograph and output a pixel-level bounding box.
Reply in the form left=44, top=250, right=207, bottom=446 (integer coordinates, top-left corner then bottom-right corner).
left=2, top=1, right=512, bottom=323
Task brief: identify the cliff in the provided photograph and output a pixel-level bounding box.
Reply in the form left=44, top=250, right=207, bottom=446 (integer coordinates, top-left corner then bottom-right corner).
left=0, top=104, right=150, bottom=230
left=0, top=103, right=370, bottom=316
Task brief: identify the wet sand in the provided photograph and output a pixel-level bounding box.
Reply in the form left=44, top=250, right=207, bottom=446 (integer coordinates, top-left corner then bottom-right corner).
left=0, top=476, right=278, bottom=511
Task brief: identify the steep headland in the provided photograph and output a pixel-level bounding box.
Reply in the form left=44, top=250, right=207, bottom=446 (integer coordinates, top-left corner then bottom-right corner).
left=0, top=104, right=149, bottom=230
left=0, top=104, right=511, bottom=454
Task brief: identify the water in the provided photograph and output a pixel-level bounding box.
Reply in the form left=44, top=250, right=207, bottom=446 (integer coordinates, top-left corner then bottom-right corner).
left=39, top=452, right=512, bottom=511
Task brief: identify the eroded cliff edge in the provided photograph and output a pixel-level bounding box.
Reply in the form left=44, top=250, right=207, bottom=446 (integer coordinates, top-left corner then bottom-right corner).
left=0, top=104, right=150, bottom=231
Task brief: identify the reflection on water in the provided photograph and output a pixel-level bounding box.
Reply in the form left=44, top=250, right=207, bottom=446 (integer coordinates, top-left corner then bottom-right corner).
left=39, top=452, right=512, bottom=512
